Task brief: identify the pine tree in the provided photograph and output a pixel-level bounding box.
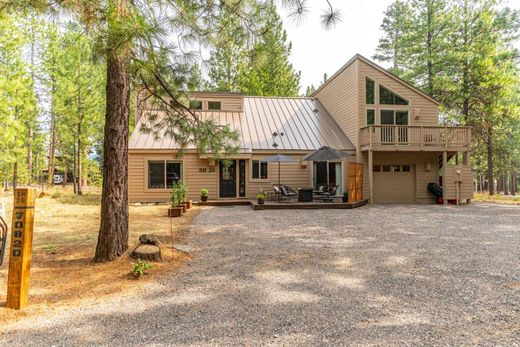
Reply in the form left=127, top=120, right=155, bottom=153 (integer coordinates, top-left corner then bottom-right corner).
left=373, top=0, right=414, bottom=75
left=239, top=1, right=300, bottom=96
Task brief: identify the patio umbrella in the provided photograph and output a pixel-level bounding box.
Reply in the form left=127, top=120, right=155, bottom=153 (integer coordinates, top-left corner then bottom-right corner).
left=302, top=146, right=354, bottom=190
left=260, top=154, right=298, bottom=187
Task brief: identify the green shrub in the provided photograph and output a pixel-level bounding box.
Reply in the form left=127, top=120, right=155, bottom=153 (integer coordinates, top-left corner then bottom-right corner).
left=200, top=188, right=209, bottom=197
left=170, top=181, right=186, bottom=207
left=43, top=244, right=57, bottom=254
left=51, top=191, right=63, bottom=199
left=132, top=259, right=152, bottom=278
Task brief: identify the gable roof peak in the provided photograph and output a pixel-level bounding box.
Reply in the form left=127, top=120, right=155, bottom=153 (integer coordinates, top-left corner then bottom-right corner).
left=312, top=54, right=440, bottom=106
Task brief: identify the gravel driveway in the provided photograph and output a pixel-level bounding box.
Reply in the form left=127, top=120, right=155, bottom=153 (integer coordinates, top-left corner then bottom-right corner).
left=1, top=204, right=519, bottom=346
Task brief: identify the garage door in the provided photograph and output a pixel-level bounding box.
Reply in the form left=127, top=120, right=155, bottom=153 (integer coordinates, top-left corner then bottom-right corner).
left=374, top=164, right=415, bottom=203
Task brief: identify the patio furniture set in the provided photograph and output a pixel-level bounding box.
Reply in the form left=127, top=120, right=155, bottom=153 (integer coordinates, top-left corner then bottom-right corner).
left=267, top=184, right=341, bottom=203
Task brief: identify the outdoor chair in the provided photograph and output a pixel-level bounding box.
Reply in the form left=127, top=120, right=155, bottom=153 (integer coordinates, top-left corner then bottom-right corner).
left=321, top=185, right=339, bottom=202
left=279, top=185, right=298, bottom=201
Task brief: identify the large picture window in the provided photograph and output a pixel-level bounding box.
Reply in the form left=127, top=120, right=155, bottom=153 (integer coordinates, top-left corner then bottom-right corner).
left=148, top=160, right=182, bottom=189
left=252, top=160, right=268, bottom=179
left=366, top=78, right=375, bottom=104
left=379, top=85, right=409, bottom=105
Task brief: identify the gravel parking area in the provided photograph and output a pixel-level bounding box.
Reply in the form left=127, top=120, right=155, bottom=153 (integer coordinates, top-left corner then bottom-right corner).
left=1, top=203, right=519, bottom=346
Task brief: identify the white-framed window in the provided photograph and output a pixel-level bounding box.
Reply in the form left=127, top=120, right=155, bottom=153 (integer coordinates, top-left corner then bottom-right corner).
left=148, top=160, right=182, bottom=189
left=252, top=160, right=268, bottom=180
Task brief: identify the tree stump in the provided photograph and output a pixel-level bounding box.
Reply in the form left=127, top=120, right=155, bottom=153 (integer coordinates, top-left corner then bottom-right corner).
left=130, top=244, right=162, bottom=262
left=139, top=234, right=161, bottom=246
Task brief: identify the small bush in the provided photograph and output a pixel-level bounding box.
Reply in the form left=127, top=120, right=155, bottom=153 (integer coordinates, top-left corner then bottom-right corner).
left=132, top=259, right=153, bottom=278
left=51, top=191, right=63, bottom=199
left=43, top=244, right=57, bottom=254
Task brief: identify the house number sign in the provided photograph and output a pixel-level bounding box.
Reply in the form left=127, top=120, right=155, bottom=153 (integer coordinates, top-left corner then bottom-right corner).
left=6, top=188, right=36, bottom=310
left=198, top=168, right=216, bottom=173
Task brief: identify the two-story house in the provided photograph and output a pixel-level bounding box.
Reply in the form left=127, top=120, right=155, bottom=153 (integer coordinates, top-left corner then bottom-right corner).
left=128, top=54, right=473, bottom=204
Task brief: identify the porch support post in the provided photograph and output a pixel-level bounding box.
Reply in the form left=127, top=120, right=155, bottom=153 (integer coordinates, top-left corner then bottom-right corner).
left=442, top=151, right=448, bottom=205
left=368, top=150, right=374, bottom=204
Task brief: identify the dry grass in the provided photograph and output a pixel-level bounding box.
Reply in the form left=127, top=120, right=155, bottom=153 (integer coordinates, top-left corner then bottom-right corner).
left=473, top=192, right=520, bottom=205
left=0, top=187, right=199, bottom=322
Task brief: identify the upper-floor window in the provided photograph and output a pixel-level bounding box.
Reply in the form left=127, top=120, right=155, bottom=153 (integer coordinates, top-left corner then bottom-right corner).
left=379, top=85, right=409, bottom=105
left=189, top=100, right=202, bottom=110
left=252, top=160, right=268, bottom=179
left=148, top=160, right=182, bottom=189
left=366, top=78, right=375, bottom=104
left=208, top=101, right=222, bottom=110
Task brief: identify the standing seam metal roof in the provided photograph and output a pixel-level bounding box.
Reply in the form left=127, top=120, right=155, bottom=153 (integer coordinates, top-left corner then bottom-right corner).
left=128, top=96, right=355, bottom=152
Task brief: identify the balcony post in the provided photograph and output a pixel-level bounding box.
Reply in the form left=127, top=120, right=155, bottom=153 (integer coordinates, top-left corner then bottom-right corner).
left=420, top=127, right=424, bottom=150
left=368, top=149, right=373, bottom=204
left=369, top=125, right=373, bottom=150
left=394, top=125, right=397, bottom=150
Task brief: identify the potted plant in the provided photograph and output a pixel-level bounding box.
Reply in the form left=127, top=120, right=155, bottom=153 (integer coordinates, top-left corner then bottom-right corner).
left=257, top=189, right=265, bottom=205
left=174, top=182, right=188, bottom=213
left=200, top=188, right=209, bottom=202
left=342, top=191, right=348, bottom=203
left=168, top=185, right=183, bottom=217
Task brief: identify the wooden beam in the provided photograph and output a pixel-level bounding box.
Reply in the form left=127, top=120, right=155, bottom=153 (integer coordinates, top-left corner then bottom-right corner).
left=6, top=188, right=36, bottom=310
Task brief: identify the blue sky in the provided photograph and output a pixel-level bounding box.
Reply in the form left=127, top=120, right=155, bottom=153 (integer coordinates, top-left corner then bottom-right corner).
left=281, top=0, right=520, bottom=93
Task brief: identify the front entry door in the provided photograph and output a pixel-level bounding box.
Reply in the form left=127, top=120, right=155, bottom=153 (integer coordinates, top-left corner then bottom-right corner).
left=219, top=160, right=236, bottom=198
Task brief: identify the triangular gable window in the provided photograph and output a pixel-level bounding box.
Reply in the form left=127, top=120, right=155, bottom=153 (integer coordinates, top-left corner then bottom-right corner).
left=379, top=85, right=409, bottom=105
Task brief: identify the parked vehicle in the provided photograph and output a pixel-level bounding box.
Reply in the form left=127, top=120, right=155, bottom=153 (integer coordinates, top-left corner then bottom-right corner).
left=53, top=175, right=64, bottom=185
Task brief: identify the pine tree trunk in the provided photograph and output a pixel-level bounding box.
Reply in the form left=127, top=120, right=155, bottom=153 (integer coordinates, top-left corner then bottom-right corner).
left=486, top=126, right=494, bottom=195
left=28, top=127, right=33, bottom=185
left=73, top=142, right=77, bottom=194
left=94, top=52, right=130, bottom=262
left=13, top=162, right=17, bottom=190
left=77, top=124, right=83, bottom=195
left=48, top=100, right=56, bottom=185
left=512, top=165, right=517, bottom=196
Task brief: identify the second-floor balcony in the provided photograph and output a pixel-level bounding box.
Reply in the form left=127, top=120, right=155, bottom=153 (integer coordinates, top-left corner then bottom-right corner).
left=360, top=125, right=471, bottom=152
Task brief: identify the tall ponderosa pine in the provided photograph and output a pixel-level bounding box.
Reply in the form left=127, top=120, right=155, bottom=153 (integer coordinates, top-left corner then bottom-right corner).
left=373, top=0, right=414, bottom=75
left=0, top=13, right=39, bottom=188
left=208, top=1, right=300, bottom=96
left=240, top=2, right=300, bottom=96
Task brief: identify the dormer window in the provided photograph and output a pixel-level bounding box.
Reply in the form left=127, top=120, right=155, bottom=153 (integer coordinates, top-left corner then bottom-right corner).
left=208, top=101, right=222, bottom=110
left=189, top=100, right=202, bottom=110
left=379, top=85, right=409, bottom=105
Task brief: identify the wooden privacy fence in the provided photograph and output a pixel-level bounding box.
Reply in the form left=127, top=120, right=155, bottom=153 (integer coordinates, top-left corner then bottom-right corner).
left=348, top=163, right=363, bottom=202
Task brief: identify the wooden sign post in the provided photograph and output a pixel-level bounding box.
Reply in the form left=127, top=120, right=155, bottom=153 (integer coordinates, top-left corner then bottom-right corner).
left=6, top=188, right=36, bottom=310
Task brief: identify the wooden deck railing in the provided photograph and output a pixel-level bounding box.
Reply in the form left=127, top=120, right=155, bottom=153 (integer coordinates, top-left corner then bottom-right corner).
left=360, top=125, right=471, bottom=151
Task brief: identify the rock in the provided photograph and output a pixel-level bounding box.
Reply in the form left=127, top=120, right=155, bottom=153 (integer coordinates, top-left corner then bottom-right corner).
left=173, top=243, right=192, bottom=254
left=139, top=234, right=161, bottom=246
left=130, top=244, right=162, bottom=262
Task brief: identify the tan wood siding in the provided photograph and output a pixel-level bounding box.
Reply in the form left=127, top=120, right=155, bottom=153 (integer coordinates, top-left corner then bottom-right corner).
left=246, top=154, right=311, bottom=198
left=129, top=152, right=313, bottom=203
left=444, top=164, right=473, bottom=201
left=314, top=60, right=359, bottom=147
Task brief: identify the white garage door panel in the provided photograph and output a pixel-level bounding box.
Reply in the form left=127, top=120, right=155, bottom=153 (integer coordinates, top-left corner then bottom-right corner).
left=374, top=167, right=415, bottom=203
